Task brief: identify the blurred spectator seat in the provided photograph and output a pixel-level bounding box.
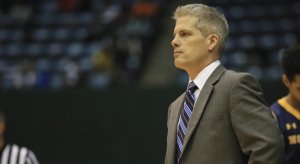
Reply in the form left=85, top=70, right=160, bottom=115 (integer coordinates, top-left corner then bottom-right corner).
left=0, top=0, right=167, bottom=90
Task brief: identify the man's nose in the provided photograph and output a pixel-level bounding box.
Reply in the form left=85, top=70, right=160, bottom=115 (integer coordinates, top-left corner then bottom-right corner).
left=171, top=36, right=179, bottom=48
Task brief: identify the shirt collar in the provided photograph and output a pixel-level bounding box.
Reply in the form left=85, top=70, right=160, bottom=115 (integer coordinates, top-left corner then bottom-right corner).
left=189, top=60, right=221, bottom=91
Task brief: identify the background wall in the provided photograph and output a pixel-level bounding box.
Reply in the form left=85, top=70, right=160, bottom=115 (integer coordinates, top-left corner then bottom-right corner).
left=0, top=80, right=287, bottom=164
left=0, top=87, right=181, bottom=164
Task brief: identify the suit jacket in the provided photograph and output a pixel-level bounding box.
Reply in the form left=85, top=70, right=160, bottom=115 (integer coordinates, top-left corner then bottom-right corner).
left=165, top=65, right=284, bottom=164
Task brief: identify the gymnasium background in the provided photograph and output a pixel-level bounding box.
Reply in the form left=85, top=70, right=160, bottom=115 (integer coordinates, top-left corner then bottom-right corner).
left=0, top=0, right=298, bottom=163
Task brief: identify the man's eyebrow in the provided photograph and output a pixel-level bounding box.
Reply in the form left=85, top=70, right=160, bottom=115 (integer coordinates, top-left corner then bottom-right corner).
left=173, top=29, right=190, bottom=35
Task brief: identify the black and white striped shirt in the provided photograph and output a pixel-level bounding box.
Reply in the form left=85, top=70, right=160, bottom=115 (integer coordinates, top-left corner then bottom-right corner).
left=0, top=143, right=39, bottom=164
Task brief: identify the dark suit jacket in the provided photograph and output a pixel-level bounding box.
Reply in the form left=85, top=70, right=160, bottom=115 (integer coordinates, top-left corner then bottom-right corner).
left=165, top=65, right=284, bottom=164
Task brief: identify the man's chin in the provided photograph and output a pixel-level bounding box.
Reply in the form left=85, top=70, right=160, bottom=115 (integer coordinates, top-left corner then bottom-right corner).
left=174, top=61, right=186, bottom=70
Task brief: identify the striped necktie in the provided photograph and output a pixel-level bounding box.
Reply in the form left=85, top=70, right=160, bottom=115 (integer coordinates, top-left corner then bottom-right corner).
left=176, top=81, right=198, bottom=162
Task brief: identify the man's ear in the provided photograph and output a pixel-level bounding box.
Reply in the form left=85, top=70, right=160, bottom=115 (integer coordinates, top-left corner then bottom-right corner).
left=207, top=34, right=219, bottom=52
left=282, top=74, right=290, bottom=88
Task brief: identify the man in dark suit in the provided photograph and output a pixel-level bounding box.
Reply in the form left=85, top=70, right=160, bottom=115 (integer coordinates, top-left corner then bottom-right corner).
left=164, top=4, right=284, bottom=164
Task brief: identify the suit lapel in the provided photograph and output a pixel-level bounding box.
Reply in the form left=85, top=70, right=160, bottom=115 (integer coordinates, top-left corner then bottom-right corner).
left=166, top=93, right=185, bottom=164
left=180, top=65, right=226, bottom=159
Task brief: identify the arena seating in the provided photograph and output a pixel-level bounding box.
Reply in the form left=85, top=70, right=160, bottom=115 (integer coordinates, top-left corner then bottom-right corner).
left=0, top=0, right=166, bottom=90
left=211, top=0, right=299, bottom=81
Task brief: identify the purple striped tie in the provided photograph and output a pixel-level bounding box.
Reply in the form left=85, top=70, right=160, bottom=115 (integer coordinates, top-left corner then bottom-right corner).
left=176, top=81, right=198, bottom=162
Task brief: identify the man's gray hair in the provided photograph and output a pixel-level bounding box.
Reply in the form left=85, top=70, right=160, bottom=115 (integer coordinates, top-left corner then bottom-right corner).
left=173, top=4, right=229, bottom=54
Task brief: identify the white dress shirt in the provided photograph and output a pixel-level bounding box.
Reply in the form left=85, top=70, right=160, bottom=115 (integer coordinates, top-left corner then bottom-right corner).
left=189, top=60, right=221, bottom=103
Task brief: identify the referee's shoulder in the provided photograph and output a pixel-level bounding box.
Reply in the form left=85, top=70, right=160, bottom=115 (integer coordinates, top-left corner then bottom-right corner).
left=4, top=143, right=39, bottom=164
left=6, top=143, right=31, bottom=150
left=3, top=143, right=35, bottom=156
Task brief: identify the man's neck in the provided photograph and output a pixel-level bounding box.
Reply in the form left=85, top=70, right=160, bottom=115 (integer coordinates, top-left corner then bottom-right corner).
left=286, top=94, right=300, bottom=112
left=188, top=59, right=219, bottom=80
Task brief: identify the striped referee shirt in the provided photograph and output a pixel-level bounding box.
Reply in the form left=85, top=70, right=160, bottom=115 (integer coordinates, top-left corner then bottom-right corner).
left=0, top=143, right=39, bottom=164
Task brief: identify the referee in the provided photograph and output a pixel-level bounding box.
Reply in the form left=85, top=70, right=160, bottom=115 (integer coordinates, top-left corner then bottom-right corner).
left=0, top=109, right=39, bottom=164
